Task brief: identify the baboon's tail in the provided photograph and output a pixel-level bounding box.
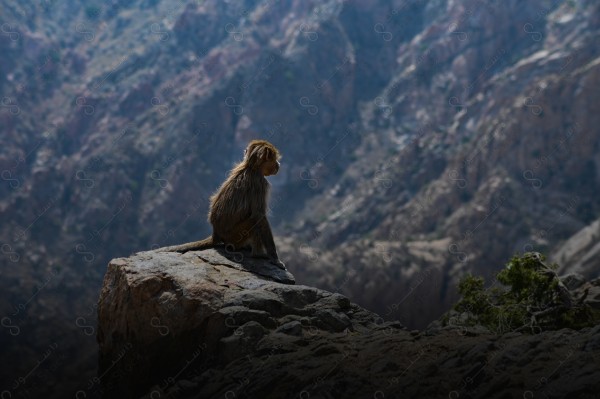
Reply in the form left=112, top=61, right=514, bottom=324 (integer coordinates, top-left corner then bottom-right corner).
left=156, top=236, right=215, bottom=253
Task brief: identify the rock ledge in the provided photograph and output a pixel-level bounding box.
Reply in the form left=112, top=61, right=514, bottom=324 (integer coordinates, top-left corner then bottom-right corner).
left=97, top=250, right=600, bottom=399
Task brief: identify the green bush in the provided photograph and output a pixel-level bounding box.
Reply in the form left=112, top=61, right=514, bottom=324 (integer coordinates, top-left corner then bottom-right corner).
left=445, top=252, right=599, bottom=333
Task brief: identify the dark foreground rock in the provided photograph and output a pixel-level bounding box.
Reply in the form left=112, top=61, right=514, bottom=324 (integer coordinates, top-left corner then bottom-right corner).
left=97, top=250, right=600, bottom=398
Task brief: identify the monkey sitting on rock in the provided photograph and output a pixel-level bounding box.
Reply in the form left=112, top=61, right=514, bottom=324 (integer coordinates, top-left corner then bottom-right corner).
left=157, top=140, right=285, bottom=269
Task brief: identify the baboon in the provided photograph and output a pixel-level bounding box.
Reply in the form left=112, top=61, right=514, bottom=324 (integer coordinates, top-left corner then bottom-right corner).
left=158, top=140, right=285, bottom=269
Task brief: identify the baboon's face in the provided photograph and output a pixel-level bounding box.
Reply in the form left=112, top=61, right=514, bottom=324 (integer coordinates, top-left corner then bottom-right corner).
left=261, top=157, right=280, bottom=176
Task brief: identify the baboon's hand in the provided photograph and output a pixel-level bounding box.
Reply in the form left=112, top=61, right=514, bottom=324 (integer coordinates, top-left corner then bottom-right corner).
left=270, top=258, right=286, bottom=270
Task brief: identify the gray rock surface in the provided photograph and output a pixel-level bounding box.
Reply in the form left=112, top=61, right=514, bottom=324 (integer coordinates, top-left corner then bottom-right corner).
left=97, top=250, right=600, bottom=398
left=554, top=218, right=600, bottom=279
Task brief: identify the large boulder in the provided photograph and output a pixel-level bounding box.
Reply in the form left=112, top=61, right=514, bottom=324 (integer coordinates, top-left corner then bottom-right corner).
left=96, top=247, right=384, bottom=397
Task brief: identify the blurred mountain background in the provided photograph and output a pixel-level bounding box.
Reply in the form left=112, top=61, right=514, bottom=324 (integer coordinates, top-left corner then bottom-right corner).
left=1, top=0, right=599, bottom=397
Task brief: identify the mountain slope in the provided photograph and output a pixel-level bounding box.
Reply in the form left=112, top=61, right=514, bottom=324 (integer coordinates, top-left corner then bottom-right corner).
left=278, top=0, right=600, bottom=327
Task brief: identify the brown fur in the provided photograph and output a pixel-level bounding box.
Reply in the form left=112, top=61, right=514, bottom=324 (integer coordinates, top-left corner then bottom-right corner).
left=157, top=140, right=285, bottom=269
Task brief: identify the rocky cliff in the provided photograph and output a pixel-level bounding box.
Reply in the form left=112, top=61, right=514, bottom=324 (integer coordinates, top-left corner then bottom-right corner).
left=97, top=250, right=600, bottom=398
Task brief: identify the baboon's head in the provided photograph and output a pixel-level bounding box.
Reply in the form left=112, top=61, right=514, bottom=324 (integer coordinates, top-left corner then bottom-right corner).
left=244, top=140, right=281, bottom=176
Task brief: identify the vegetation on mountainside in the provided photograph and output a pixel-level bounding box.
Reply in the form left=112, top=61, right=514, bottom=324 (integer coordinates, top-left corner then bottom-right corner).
left=445, top=252, right=600, bottom=333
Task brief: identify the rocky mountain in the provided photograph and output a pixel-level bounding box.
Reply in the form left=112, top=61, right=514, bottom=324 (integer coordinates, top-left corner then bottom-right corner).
left=279, top=0, right=600, bottom=328
left=1, top=0, right=599, bottom=397
left=97, top=249, right=600, bottom=398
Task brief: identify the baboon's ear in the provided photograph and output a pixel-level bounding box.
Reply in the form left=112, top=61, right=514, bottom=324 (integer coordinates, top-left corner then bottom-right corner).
left=257, top=146, right=269, bottom=160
